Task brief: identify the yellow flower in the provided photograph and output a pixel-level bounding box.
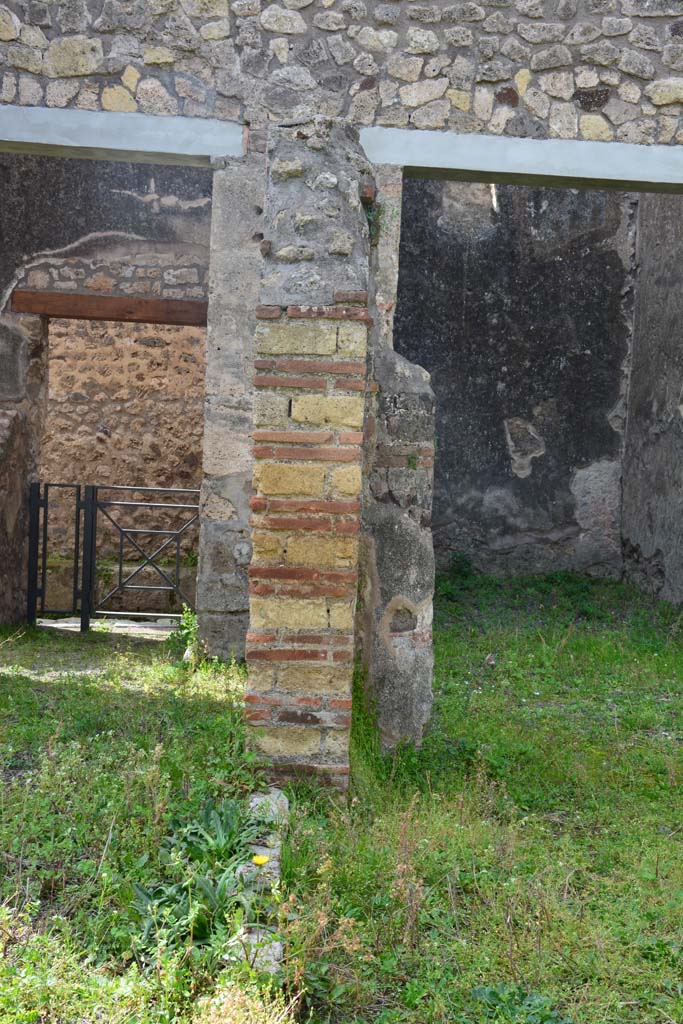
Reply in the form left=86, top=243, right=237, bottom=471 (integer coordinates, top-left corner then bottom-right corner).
left=252, top=854, right=270, bottom=866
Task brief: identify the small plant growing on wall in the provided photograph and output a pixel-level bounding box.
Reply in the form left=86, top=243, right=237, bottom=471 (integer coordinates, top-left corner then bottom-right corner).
left=365, top=201, right=383, bottom=247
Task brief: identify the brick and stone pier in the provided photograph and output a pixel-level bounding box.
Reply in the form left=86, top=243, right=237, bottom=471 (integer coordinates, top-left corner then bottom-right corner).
left=242, top=123, right=373, bottom=787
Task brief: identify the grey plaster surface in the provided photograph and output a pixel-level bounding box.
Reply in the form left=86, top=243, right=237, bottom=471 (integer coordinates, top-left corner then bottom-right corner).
left=0, top=106, right=243, bottom=167
left=361, top=127, right=683, bottom=194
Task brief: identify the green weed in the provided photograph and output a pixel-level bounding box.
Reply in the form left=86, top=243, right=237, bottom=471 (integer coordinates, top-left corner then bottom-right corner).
left=282, top=571, right=683, bottom=1023
left=0, top=626, right=263, bottom=1022
left=168, top=605, right=205, bottom=666
left=3, top=570, right=683, bottom=1023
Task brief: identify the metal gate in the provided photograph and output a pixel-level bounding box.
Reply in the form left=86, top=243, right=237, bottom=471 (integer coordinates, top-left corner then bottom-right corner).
left=27, top=483, right=200, bottom=631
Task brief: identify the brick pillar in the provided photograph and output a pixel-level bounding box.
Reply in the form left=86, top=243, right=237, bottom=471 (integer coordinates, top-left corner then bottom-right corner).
left=244, top=122, right=373, bottom=787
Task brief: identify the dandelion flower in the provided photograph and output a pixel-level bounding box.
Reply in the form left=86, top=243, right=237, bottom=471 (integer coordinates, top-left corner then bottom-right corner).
left=252, top=854, right=270, bottom=866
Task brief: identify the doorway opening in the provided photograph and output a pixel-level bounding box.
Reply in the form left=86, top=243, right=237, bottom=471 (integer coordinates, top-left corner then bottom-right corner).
left=31, top=316, right=207, bottom=626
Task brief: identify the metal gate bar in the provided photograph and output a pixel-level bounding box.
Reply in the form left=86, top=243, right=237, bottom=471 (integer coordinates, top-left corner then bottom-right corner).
left=28, top=482, right=199, bottom=632
left=27, top=482, right=83, bottom=624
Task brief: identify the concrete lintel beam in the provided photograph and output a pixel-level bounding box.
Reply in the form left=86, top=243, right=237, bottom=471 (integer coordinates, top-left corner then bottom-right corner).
left=360, top=126, right=683, bottom=195
left=0, top=106, right=244, bottom=167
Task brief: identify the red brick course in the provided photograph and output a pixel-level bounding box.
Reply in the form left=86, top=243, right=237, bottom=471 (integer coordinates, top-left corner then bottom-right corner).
left=257, top=358, right=366, bottom=376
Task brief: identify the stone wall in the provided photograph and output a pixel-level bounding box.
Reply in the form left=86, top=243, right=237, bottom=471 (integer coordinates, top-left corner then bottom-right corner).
left=3, top=1, right=683, bottom=145
left=395, top=179, right=634, bottom=577
left=357, top=165, right=436, bottom=751
left=622, top=191, right=683, bottom=602
left=39, top=317, right=206, bottom=549
left=5, top=0, right=683, bottom=780
left=361, top=345, right=436, bottom=747
left=21, top=252, right=208, bottom=304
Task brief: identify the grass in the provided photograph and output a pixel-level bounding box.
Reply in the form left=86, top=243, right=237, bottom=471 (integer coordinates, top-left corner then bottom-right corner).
left=0, top=624, right=263, bottom=1023
left=283, top=570, right=683, bottom=1023
left=2, top=571, right=683, bottom=1023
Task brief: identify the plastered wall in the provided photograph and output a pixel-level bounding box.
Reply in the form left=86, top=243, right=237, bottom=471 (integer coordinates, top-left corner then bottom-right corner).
left=395, top=179, right=634, bottom=577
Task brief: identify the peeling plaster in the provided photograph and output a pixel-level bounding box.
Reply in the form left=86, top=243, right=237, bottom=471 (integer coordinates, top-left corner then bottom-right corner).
left=0, top=231, right=147, bottom=311
left=112, top=181, right=212, bottom=213
left=504, top=417, right=546, bottom=479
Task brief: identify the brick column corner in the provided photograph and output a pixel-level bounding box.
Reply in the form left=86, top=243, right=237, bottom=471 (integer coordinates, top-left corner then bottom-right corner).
left=244, top=121, right=374, bottom=788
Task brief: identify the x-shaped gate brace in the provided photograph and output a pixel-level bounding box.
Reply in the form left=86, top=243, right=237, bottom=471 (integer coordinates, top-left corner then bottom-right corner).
left=28, top=482, right=200, bottom=632
left=81, top=486, right=200, bottom=632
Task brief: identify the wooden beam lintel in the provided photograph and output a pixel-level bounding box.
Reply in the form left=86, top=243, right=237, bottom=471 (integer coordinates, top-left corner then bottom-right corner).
left=10, top=289, right=208, bottom=328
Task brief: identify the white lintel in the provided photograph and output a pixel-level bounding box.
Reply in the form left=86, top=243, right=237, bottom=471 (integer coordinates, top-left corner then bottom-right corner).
left=361, top=126, right=683, bottom=194
left=0, top=105, right=244, bottom=167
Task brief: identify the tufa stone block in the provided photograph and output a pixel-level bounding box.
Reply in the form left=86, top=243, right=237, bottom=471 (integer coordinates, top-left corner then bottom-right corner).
left=251, top=597, right=329, bottom=630
left=247, top=665, right=277, bottom=691
left=291, top=395, right=364, bottom=428
left=328, top=601, right=355, bottom=630
left=322, top=729, right=351, bottom=758
left=253, top=726, right=322, bottom=758
left=254, top=392, right=290, bottom=428
left=337, top=321, right=368, bottom=357
left=256, top=320, right=338, bottom=356
left=285, top=535, right=358, bottom=568
left=279, top=664, right=353, bottom=695
left=102, top=85, right=137, bottom=111
left=253, top=462, right=326, bottom=496
left=331, top=465, right=362, bottom=496
left=44, top=36, right=103, bottom=77
left=252, top=530, right=285, bottom=563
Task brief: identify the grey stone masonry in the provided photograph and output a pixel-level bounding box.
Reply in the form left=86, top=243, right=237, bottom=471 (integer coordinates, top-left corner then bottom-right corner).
left=195, top=151, right=265, bottom=661
left=0, top=313, right=48, bottom=623
left=1, top=1, right=683, bottom=146
left=360, top=346, right=436, bottom=750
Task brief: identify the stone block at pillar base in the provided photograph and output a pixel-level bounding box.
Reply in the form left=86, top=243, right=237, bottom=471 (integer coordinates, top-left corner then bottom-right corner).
left=198, top=610, right=250, bottom=661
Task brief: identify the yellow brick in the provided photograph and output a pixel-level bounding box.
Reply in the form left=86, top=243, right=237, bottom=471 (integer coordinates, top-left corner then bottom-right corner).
left=102, top=85, right=137, bottom=112
left=252, top=530, right=284, bottom=564
left=279, top=664, right=353, bottom=695
left=251, top=597, right=328, bottom=630
left=285, top=535, right=358, bottom=569
left=121, top=64, right=141, bottom=93
left=515, top=68, right=531, bottom=97
left=256, top=321, right=338, bottom=356
left=328, top=601, right=355, bottom=631
left=332, top=464, right=362, bottom=496
left=144, top=46, right=175, bottom=64
left=254, top=462, right=326, bottom=496
left=253, top=726, right=322, bottom=757
left=291, top=395, right=364, bottom=429
left=580, top=113, right=613, bottom=141
left=322, top=729, right=351, bottom=759
left=247, top=665, right=276, bottom=692
left=447, top=88, right=471, bottom=112
left=338, top=321, right=367, bottom=356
